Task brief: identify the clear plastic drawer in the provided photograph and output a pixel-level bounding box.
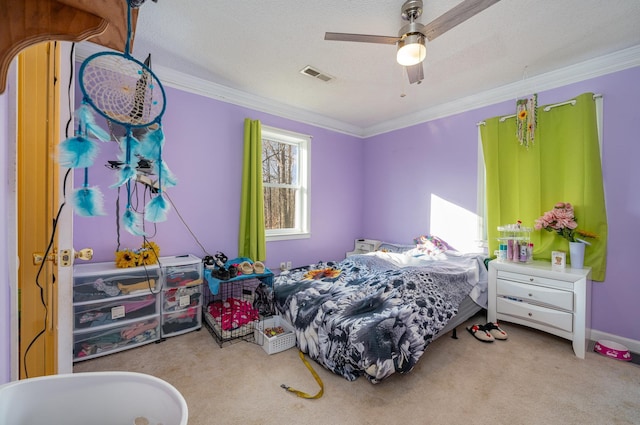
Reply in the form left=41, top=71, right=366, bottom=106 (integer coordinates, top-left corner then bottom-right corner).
left=74, top=293, right=158, bottom=330
left=163, top=257, right=203, bottom=289
left=161, top=306, right=201, bottom=337
left=163, top=285, right=202, bottom=312
left=73, top=317, right=160, bottom=361
left=73, top=267, right=160, bottom=302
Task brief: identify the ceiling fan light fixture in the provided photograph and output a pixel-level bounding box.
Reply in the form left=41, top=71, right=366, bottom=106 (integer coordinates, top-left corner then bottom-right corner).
left=396, top=34, right=426, bottom=66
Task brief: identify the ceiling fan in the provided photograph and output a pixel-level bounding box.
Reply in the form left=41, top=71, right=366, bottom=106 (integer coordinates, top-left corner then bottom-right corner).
left=325, top=0, right=500, bottom=84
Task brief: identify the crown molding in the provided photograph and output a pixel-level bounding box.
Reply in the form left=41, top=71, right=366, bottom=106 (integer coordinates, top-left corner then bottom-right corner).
left=76, top=42, right=640, bottom=139
left=75, top=42, right=364, bottom=137
left=364, top=44, right=640, bottom=137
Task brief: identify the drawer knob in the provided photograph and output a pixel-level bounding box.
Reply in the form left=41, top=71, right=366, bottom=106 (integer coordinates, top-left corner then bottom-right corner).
left=529, top=278, right=534, bottom=282
left=528, top=312, right=533, bottom=317
left=528, top=293, right=533, bottom=297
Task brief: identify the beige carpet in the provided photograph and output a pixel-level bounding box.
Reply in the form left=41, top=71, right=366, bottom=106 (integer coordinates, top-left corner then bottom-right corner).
left=74, top=313, right=640, bottom=425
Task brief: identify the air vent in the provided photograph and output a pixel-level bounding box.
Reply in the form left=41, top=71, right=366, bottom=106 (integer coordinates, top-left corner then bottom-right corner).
left=300, top=65, right=334, bottom=82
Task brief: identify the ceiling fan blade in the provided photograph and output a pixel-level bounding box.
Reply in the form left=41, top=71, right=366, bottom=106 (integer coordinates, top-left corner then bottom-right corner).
left=422, top=0, right=500, bottom=42
left=406, top=63, right=424, bottom=85
left=325, top=32, right=400, bottom=45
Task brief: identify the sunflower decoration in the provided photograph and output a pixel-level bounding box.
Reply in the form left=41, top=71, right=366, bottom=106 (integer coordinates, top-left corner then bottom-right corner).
left=115, top=240, right=161, bottom=268
left=140, top=240, right=160, bottom=265
left=303, top=267, right=341, bottom=281
left=516, top=93, right=537, bottom=148
left=115, top=249, right=139, bottom=268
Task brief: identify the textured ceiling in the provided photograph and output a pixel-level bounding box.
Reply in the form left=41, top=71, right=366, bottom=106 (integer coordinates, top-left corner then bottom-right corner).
left=79, top=0, right=640, bottom=136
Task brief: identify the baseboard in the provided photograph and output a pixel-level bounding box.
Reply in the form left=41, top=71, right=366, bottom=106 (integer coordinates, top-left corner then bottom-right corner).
left=590, top=329, right=640, bottom=357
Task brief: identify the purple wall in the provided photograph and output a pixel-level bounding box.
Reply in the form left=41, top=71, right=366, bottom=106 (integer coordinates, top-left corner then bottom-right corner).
left=362, top=66, right=640, bottom=342
left=73, top=85, right=365, bottom=273
left=1, top=62, right=639, bottom=383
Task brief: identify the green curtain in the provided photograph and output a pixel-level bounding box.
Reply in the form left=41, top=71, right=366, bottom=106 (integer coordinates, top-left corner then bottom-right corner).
left=238, top=118, right=266, bottom=261
left=481, top=92, right=607, bottom=281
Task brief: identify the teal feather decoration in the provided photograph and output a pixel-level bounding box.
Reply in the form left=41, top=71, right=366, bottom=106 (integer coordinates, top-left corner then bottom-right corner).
left=157, top=160, right=178, bottom=187
left=72, top=186, right=106, bottom=216
left=110, top=165, right=136, bottom=188
left=76, top=103, right=111, bottom=142
left=123, top=208, right=146, bottom=236
left=58, top=136, right=98, bottom=168
left=121, top=134, right=141, bottom=157
left=145, top=194, right=170, bottom=222
left=137, top=126, right=164, bottom=159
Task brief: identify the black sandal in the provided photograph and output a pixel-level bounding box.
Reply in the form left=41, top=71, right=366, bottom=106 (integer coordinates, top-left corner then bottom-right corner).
left=211, top=267, right=230, bottom=280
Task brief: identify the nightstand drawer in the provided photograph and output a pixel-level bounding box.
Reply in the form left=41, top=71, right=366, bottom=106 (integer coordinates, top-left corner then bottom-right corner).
left=497, top=278, right=573, bottom=311
left=497, top=297, right=573, bottom=332
left=355, top=241, right=375, bottom=252
left=497, top=270, right=574, bottom=291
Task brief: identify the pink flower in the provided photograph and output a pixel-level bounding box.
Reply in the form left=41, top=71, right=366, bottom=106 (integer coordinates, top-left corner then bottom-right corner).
left=535, top=202, right=586, bottom=242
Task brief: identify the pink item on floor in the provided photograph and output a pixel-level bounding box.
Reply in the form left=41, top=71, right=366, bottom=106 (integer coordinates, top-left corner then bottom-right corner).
left=208, top=298, right=259, bottom=330
left=594, top=340, right=632, bottom=361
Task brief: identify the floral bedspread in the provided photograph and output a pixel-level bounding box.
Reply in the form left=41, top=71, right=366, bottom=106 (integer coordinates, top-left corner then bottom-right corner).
left=274, top=252, right=482, bottom=383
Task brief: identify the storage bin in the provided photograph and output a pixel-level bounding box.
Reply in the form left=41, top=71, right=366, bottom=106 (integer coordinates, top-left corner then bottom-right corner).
left=255, top=316, right=296, bottom=354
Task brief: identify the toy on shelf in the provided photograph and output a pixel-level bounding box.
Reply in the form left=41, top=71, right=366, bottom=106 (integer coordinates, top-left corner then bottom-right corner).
left=497, top=221, right=533, bottom=263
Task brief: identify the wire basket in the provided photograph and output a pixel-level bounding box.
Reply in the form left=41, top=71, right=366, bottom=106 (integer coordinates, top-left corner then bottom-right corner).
left=255, top=316, right=296, bottom=355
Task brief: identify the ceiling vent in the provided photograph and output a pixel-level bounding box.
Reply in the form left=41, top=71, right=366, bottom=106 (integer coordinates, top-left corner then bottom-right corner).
left=300, top=65, right=333, bottom=82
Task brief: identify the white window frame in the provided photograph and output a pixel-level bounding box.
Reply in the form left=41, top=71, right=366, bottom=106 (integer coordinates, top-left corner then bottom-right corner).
left=262, top=125, right=311, bottom=241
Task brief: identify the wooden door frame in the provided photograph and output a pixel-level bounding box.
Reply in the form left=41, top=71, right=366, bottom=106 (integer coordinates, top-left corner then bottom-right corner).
left=17, top=41, right=57, bottom=378
left=11, top=41, right=74, bottom=379
left=56, top=42, right=74, bottom=375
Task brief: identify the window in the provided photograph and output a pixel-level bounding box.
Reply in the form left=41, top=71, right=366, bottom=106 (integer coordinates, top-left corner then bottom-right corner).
left=262, top=125, right=310, bottom=241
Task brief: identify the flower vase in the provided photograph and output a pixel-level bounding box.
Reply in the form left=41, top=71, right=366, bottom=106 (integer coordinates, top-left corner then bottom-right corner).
left=569, top=241, right=585, bottom=269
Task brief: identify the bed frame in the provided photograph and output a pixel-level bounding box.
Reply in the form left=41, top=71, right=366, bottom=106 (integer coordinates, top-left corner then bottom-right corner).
left=436, top=296, right=484, bottom=339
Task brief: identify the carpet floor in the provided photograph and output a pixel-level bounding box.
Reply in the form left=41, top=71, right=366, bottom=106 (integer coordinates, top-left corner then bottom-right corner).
left=74, top=312, right=640, bottom=425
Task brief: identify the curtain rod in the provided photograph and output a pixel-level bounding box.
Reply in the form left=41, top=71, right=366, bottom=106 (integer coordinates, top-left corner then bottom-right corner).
left=476, top=93, right=602, bottom=126
left=543, top=99, right=575, bottom=111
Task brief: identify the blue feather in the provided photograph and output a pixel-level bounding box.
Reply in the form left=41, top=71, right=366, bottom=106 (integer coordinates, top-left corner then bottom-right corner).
left=121, top=134, right=141, bottom=157
left=156, top=160, right=178, bottom=187
left=122, top=208, right=146, bottom=236
left=145, top=194, right=170, bottom=222
left=72, top=186, right=106, bottom=216
left=110, top=165, right=137, bottom=188
left=58, top=136, right=98, bottom=168
left=76, top=104, right=110, bottom=141
left=137, top=126, right=164, bottom=159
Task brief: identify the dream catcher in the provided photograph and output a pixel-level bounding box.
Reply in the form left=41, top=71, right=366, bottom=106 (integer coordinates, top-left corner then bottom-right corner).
left=60, top=0, right=176, bottom=236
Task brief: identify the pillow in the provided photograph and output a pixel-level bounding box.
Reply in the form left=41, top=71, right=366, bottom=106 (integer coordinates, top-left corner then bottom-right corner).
left=376, top=242, right=416, bottom=254
left=413, top=234, right=453, bottom=256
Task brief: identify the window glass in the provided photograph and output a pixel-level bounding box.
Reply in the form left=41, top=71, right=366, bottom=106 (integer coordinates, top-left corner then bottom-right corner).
left=262, top=126, right=310, bottom=240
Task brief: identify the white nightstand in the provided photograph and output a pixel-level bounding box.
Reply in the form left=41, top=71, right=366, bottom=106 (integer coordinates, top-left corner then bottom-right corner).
left=488, top=260, right=592, bottom=358
left=346, top=239, right=380, bottom=257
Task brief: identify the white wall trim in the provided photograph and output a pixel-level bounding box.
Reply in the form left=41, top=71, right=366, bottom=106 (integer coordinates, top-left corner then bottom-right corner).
left=57, top=42, right=75, bottom=375
left=76, top=43, right=640, bottom=139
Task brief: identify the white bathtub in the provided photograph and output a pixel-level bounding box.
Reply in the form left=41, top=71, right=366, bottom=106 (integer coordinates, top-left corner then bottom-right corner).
left=0, top=371, right=188, bottom=425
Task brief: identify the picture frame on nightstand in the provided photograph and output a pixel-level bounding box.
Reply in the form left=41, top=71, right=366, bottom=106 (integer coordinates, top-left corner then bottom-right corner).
left=552, top=251, right=566, bottom=268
